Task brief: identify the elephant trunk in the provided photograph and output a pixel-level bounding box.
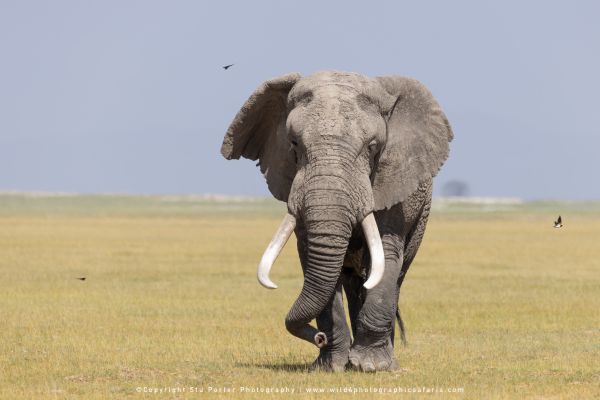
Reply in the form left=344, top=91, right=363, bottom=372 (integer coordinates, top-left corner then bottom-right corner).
left=284, top=185, right=354, bottom=347
left=284, top=220, right=351, bottom=347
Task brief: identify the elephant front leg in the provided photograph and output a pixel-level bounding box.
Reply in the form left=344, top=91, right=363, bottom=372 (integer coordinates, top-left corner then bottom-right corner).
left=312, top=279, right=352, bottom=372
left=349, top=234, right=403, bottom=372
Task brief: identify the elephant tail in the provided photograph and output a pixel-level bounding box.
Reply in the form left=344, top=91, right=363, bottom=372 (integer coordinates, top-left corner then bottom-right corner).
left=396, top=308, right=407, bottom=346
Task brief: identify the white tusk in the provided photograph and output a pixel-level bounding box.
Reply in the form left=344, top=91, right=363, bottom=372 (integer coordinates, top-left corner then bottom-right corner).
left=361, top=213, right=385, bottom=289
left=257, top=213, right=297, bottom=289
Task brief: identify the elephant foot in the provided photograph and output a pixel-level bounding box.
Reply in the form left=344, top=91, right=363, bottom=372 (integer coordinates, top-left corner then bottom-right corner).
left=310, top=331, right=351, bottom=372
left=348, top=337, right=398, bottom=372
left=310, top=350, right=349, bottom=372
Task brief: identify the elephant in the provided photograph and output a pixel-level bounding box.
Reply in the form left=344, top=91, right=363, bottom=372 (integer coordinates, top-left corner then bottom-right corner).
left=220, top=71, right=452, bottom=372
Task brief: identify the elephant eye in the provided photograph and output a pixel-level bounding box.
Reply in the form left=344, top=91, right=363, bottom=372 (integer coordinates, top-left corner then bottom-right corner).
left=368, top=140, right=377, bottom=151
left=293, top=91, right=313, bottom=106
left=291, top=139, right=298, bottom=147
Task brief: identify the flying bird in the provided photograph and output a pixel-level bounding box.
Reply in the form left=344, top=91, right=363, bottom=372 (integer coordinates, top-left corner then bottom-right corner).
left=222, top=63, right=235, bottom=70
left=76, top=277, right=86, bottom=281
left=553, top=215, right=563, bottom=228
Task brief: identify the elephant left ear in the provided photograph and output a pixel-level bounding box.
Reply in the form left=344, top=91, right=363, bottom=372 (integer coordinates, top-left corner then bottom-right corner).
left=372, top=76, right=453, bottom=210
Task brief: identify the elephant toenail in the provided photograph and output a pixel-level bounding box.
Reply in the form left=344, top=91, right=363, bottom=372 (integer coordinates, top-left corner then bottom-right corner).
left=362, top=362, right=375, bottom=372
left=376, top=360, right=389, bottom=370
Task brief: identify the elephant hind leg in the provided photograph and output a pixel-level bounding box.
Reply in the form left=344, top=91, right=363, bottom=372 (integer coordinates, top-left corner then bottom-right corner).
left=341, top=232, right=367, bottom=340
left=341, top=267, right=364, bottom=339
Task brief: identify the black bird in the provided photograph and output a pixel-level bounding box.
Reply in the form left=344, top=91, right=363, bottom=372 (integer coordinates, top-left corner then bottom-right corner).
left=222, top=63, right=234, bottom=70
left=76, top=277, right=86, bottom=281
left=553, top=215, right=563, bottom=228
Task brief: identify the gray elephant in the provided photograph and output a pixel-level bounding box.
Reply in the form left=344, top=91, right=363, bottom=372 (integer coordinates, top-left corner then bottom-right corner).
left=221, top=71, right=452, bottom=372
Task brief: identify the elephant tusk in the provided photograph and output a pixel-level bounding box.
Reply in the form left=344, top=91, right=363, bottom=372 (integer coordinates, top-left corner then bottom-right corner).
left=361, top=213, right=385, bottom=289
left=257, top=213, right=297, bottom=289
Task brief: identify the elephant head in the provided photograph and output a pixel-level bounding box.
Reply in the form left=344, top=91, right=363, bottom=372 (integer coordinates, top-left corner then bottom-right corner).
left=221, top=71, right=452, bottom=346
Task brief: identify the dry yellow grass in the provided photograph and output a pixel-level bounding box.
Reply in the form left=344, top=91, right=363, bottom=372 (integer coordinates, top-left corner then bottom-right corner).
left=0, top=195, right=598, bottom=399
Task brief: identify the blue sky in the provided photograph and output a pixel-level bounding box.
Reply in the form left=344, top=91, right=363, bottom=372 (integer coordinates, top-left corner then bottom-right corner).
left=1, top=1, right=599, bottom=199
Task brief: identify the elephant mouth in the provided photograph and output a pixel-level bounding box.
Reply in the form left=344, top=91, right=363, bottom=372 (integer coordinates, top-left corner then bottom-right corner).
left=256, top=212, right=385, bottom=290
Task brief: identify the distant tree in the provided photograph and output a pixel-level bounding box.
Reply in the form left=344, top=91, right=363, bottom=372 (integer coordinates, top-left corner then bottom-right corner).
left=442, top=180, right=470, bottom=197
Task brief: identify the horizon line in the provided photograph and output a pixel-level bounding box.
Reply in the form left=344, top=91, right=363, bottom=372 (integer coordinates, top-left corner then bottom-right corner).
left=1, top=191, right=599, bottom=203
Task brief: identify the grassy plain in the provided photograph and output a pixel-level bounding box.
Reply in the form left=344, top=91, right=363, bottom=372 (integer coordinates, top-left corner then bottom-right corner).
left=0, top=194, right=598, bottom=399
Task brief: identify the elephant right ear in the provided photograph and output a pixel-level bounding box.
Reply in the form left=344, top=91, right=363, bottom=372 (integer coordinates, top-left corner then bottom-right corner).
left=221, top=73, right=301, bottom=202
